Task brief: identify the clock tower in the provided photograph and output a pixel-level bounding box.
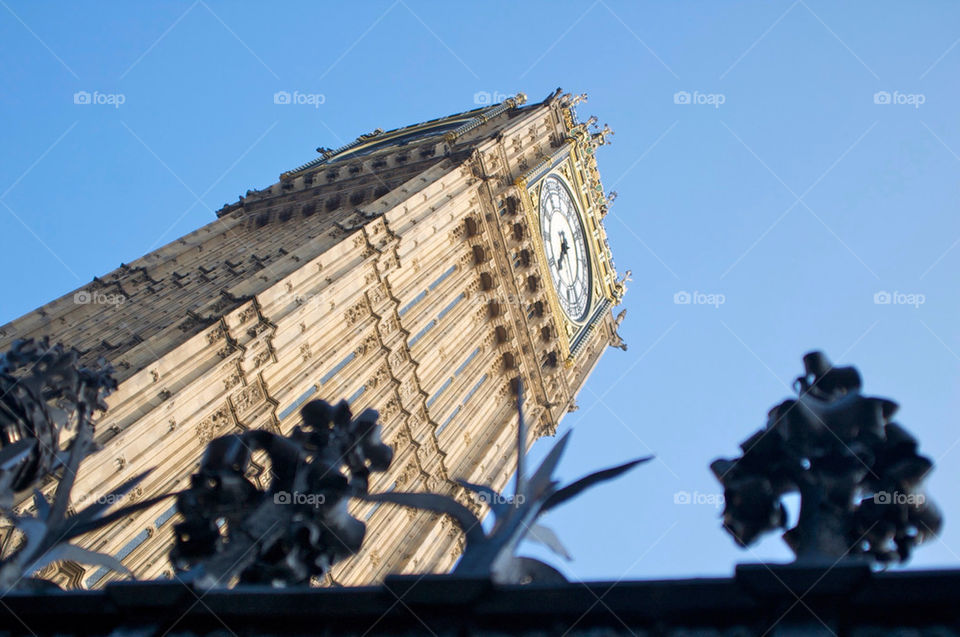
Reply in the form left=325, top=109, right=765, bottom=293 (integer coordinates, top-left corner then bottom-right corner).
left=0, top=89, right=628, bottom=588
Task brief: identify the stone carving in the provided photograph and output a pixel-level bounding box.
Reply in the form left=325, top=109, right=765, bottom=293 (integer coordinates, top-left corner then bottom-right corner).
left=252, top=348, right=273, bottom=368
left=368, top=283, right=386, bottom=305
left=367, top=364, right=390, bottom=390
left=195, top=405, right=232, bottom=444
left=380, top=316, right=398, bottom=336
left=344, top=299, right=369, bottom=326
left=232, top=382, right=265, bottom=417
left=223, top=370, right=242, bottom=391
left=381, top=398, right=401, bottom=422
left=608, top=309, right=627, bottom=351
left=711, top=352, right=942, bottom=565
left=207, top=326, right=226, bottom=345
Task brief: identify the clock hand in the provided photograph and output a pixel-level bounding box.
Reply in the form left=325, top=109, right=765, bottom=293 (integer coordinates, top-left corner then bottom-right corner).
left=557, top=232, right=569, bottom=271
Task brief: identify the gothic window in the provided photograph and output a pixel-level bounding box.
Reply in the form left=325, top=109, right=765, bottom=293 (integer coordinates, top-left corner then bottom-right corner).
left=455, top=348, right=480, bottom=375
left=428, top=265, right=456, bottom=290
left=278, top=385, right=318, bottom=420
left=427, top=377, right=453, bottom=407
left=399, top=290, right=427, bottom=316
left=348, top=385, right=366, bottom=404
left=321, top=352, right=356, bottom=385
left=408, top=319, right=437, bottom=347
left=437, top=294, right=464, bottom=321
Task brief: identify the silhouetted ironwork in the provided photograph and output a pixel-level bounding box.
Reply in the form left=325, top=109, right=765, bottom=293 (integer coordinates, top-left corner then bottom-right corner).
left=171, top=399, right=393, bottom=588
left=711, top=351, right=942, bottom=564
left=0, top=338, right=170, bottom=590
left=365, top=382, right=651, bottom=584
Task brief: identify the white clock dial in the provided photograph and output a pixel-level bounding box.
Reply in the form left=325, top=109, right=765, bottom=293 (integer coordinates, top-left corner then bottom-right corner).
left=538, top=175, right=591, bottom=322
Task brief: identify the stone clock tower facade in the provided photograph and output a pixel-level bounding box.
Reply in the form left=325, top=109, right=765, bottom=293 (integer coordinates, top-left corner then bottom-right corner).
left=0, top=89, right=628, bottom=588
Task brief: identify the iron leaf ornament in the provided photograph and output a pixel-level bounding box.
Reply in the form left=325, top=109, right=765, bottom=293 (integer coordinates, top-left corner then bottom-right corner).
left=171, top=398, right=393, bottom=588
left=365, top=382, right=652, bottom=584
left=711, top=351, right=942, bottom=565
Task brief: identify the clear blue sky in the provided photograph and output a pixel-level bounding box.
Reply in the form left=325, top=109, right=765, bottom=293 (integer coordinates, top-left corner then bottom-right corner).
left=1, top=1, right=959, bottom=582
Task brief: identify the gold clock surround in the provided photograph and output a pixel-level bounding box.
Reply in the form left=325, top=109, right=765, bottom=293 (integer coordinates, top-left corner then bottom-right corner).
left=516, top=143, right=618, bottom=365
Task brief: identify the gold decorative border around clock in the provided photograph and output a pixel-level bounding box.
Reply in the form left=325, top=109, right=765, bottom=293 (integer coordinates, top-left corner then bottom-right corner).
left=515, top=143, right=618, bottom=363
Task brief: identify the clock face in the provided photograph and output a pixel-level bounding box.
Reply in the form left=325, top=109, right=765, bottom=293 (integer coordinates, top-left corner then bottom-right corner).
left=538, top=175, right=591, bottom=322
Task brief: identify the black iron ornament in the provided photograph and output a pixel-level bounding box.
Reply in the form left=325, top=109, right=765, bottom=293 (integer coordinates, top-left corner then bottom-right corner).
left=711, top=351, right=942, bottom=564
left=171, top=398, right=393, bottom=588
left=0, top=339, right=172, bottom=590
